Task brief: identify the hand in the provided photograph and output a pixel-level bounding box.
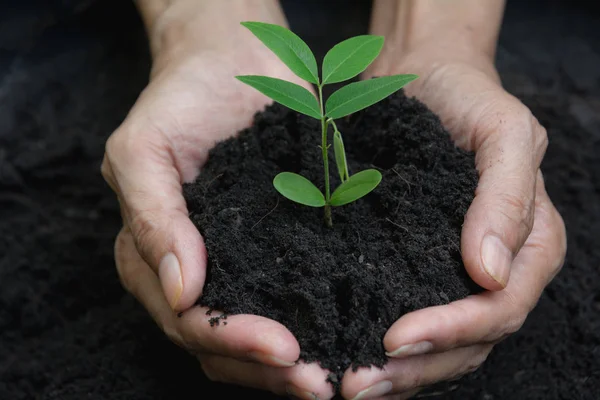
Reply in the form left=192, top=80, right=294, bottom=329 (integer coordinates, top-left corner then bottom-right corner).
left=339, top=49, right=567, bottom=399
left=101, top=3, right=334, bottom=398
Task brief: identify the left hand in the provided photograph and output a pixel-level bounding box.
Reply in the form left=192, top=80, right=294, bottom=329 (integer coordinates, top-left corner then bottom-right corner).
left=339, top=48, right=567, bottom=399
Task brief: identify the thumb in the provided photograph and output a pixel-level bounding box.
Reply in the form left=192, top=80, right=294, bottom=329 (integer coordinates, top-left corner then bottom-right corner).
left=102, top=126, right=206, bottom=312
left=461, top=107, right=548, bottom=290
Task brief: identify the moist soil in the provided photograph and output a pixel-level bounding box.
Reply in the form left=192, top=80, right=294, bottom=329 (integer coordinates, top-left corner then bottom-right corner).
left=182, top=91, right=481, bottom=385
left=1, top=1, right=599, bottom=400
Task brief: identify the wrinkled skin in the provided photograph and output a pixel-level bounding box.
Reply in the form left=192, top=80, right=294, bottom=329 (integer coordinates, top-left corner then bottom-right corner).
left=336, top=49, right=567, bottom=400
left=101, top=21, right=566, bottom=400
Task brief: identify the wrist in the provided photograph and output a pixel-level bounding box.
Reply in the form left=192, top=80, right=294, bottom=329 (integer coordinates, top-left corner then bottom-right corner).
left=138, top=0, right=288, bottom=76
left=367, top=0, right=503, bottom=80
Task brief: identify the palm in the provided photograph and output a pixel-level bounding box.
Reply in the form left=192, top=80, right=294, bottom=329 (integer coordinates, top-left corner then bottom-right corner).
left=129, top=58, right=273, bottom=182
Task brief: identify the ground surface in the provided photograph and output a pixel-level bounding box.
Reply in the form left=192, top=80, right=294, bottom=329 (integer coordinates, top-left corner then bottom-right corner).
left=0, top=0, right=598, bottom=399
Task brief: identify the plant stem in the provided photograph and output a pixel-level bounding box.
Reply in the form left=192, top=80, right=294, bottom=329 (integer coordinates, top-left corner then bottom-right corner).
left=318, top=84, right=333, bottom=228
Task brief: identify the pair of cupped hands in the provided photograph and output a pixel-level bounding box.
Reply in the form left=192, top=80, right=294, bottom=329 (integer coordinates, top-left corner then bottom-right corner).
left=101, top=17, right=566, bottom=400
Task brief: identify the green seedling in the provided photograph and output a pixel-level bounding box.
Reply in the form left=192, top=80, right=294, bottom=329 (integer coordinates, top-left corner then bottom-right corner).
left=236, top=21, right=418, bottom=227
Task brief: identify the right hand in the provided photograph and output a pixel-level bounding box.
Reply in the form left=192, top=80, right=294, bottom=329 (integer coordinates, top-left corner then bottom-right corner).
left=101, top=3, right=334, bottom=398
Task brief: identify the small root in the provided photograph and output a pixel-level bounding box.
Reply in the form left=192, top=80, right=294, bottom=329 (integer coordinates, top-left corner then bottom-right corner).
left=385, top=218, right=409, bottom=232
left=202, top=173, right=223, bottom=196
left=251, top=198, right=279, bottom=230
left=392, top=168, right=412, bottom=193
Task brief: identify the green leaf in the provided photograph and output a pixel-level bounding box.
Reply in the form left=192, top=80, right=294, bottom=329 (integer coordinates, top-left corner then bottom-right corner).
left=329, top=169, right=382, bottom=206
left=333, top=130, right=349, bottom=182
left=325, top=74, right=419, bottom=119
left=273, top=172, right=326, bottom=207
left=236, top=75, right=321, bottom=119
left=321, top=35, right=384, bottom=84
left=241, top=21, right=319, bottom=84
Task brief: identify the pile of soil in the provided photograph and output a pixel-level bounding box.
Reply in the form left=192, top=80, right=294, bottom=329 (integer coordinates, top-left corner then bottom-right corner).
left=182, top=90, right=481, bottom=384
left=0, top=0, right=598, bottom=399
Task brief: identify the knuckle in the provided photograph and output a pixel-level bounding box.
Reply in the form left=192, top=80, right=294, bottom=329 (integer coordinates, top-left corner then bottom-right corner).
left=114, top=229, right=135, bottom=293
left=178, top=327, right=209, bottom=355
left=488, top=105, right=545, bottom=157
left=500, top=287, right=521, bottom=310
left=449, top=365, right=479, bottom=382
left=450, top=322, right=468, bottom=348
left=104, top=127, right=158, bottom=174
left=444, top=303, right=472, bottom=346
left=104, top=132, right=122, bottom=164
left=129, top=209, right=169, bottom=262
left=130, top=209, right=159, bottom=243
left=497, top=191, right=535, bottom=236
left=163, top=326, right=188, bottom=349
left=198, top=356, right=242, bottom=386
left=109, top=123, right=170, bottom=162
left=118, top=259, right=144, bottom=299
left=495, top=295, right=528, bottom=340
left=113, top=227, right=150, bottom=301
left=530, top=114, right=549, bottom=157
left=533, top=191, right=567, bottom=283
left=199, top=357, right=223, bottom=383
left=102, top=130, right=133, bottom=187
left=506, top=107, right=548, bottom=163
left=105, top=128, right=134, bottom=158
left=452, top=346, right=493, bottom=381
left=472, top=345, right=493, bottom=367
left=100, top=149, right=119, bottom=193
left=100, top=153, right=112, bottom=182
left=499, top=189, right=530, bottom=214
left=553, top=212, right=568, bottom=269
left=461, top=361, right=483, bottom=377
left=387, top=359, right=422, bottom=391
left=399, top=356, right=431, bottom=390
left=501, top=315, right=526, bottom=339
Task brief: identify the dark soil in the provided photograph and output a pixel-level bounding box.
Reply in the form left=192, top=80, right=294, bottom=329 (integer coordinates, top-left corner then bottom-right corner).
left=1, top=0, right=599, bottom=399
left=182, top=91, right=481, bottom=385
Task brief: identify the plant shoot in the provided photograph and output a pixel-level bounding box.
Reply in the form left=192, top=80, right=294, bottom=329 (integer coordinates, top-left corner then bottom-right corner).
left=236, top=21, right=418, bottom=227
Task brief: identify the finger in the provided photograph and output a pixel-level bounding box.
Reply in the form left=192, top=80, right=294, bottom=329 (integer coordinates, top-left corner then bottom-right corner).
left=389, top=389, right=421, bottom=400
left=114, top=226, right=186, bottom=346
left=102, top=125, right=205, bottom=312
left=199, top=355, right=335, bottom=400
left=178, top=307, right=301, bottom=367
left=362, top=388, right=422, bottom=400
left=115, top=227, right=301, bottom=366
left=383, top=173, right=566, bottom=358
left=341, top=344, right=492, bottom=399
left=377, top=388, right=422, bottom=400
left=461, top=99, right=549, bottom=290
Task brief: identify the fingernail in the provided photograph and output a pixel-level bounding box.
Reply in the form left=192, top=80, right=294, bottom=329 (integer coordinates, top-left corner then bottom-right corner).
left=351, top=380, right=393, bottom=400
left=158, top=253, right=183, bottom=310
left=286, top=384, right=319, bottom=399
left=385, top=341, right=433, bottom=358
left=481, top=234, right=512, bottom=287
left=248, top=351, right=296, bottom=367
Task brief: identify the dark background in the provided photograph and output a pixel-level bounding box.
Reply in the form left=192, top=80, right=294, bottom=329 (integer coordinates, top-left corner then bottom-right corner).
left=0, top=0, right=598, bottom=399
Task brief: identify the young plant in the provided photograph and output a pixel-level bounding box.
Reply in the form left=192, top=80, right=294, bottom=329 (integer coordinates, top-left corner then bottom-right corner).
left=236, top=22, right=418, bottom=227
